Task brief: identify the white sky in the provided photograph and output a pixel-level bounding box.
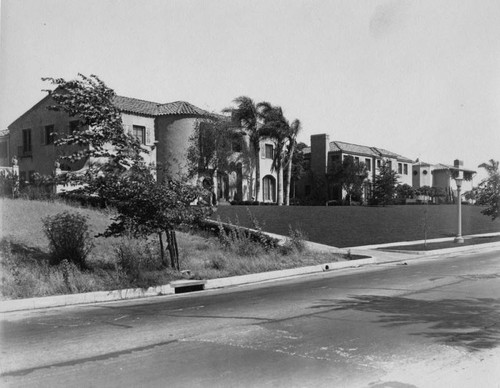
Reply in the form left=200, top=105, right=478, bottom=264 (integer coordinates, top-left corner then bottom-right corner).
left=1, top=0, right=499, bottom=182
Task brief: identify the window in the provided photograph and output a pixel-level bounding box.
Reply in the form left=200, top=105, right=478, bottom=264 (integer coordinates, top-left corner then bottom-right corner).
left=0, top=141, right=8, bottom=158
left=69, top=120, right=80, bottom=134
left=44, top=125, right=55, bottom=145
left=387, top=161, right=392, bottom=170
left=232, top=140, right=242, bottom=152
left=354, top=157, right=360, bottom=165
left=132, top=125, right=146, bottom=144
left=413, top=170, right=418, bottom=176
left=365, top=158, right=371, bottom=171
left=262, top=176, right=276, bottom=201
left=404, top=164, right=408, bottom=175
left=265, top=144, right=274, bottom=159
left=398, top=163, right=402, bottom=174
left=377, top=159, right=381, bottom=168
left=22, top=129, right=32, bottom=153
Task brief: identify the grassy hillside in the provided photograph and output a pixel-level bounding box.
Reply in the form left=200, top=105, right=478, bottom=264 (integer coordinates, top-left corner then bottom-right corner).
left=0, top=199, right=343, bottom=300
left=1, top=198, right=116, bottom=262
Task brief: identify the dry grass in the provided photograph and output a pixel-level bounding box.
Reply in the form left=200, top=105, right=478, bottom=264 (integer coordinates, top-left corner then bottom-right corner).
left=0, top=198, right=344, bottom=300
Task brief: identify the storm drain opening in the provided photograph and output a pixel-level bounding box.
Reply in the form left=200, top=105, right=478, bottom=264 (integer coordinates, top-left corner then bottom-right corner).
left=171, top=280, right=207, bottom=294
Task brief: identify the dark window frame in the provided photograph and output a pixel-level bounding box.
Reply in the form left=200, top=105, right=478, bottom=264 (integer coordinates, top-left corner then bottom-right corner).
left=132, top=125, right=146, bottom=145
left=22, top=129, right=32, bottom=153
left=365, top=158, right=371, bottom=171
left=265, top=144, right=274, bottom=159
left=69, top=120, right=80, bottom=135
left=45, top=125, right=55, bottom=145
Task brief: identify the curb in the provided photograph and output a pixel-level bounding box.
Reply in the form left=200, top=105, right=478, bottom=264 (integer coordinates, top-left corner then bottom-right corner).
left=1, top=236, right=499, bottom=314
left=0, top=258, right=376, bottom=313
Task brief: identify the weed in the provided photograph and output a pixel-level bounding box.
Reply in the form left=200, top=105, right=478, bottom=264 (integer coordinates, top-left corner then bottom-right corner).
left=206, top=253, right=227, bottom=270
left=282, top=225, right=307, bottom=254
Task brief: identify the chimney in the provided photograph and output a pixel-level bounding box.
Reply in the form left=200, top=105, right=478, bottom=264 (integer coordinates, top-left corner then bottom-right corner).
left=311, top=134, right=329, bottom=175
left=454, top=159, right=463, bottom=168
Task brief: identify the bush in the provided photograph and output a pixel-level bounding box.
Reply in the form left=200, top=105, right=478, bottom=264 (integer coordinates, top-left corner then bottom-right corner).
left=281, top=225, right=307, bottom=254
left=42, top=211, right=94, bottom=268
left=0, top=170, right=19, bottom=198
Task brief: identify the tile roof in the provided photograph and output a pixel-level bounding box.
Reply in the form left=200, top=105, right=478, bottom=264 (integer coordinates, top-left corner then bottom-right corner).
left=330, top=141, right=379, bottom=157
left=307, top=140, right=413, bottom=162
left=374, top=147, right=400, bottom=158
left=112, top=95, right=213, bottom=117
left=432, top=163, right=476, bottom=173
left=113, top=96, right=159, bottom=116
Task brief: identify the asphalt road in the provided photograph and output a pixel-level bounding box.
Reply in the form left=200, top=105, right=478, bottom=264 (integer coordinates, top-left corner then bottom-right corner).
left=1, top=249, right=500, bottom=388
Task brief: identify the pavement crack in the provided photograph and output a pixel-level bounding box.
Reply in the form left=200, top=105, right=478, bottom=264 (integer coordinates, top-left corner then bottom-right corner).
left=0, top=339, right=179, bottom=378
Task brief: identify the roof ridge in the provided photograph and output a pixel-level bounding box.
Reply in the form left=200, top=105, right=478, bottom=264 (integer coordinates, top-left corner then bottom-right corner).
left=115, top=95, right=163, bottom=106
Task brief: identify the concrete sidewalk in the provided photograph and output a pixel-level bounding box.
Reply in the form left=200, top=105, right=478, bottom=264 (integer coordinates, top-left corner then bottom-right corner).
left=1, top=233, right=499, bottom=313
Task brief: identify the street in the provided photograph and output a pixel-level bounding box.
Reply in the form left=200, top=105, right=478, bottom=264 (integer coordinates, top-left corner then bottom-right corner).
left=1, top=249, right=500, bottom=388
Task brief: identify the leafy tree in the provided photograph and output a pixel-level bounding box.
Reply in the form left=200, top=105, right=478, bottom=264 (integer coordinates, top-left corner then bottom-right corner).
left=223, top=97, right=262, bottom=201
left=99, top=165, right=211, bottom=268
left=45, top=74, right=211, bottom=270
left=283, top=119, right=301, bottom=205
left=257, top=103, right=291, bottom=206
left=429, top=186, right=446, bottom=202
left=186, top=118, right=244, bottom=204
left=43, top=74, right=144, bottom=170
left=328, top=156, right=368, bottom=205
left=476, top=159, right=500, bottom=220
left=416, top=185, right=432, bottom=197
left=372, top=161, right=399, bottom=206
left=396, top=183, right=415, bottom=200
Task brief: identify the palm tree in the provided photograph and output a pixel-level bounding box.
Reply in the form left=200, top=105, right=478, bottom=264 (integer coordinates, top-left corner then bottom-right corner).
left=257, top=103, right=290, bottom=206
left=223, top=97, right=261, bottom=201
left=478, top=159, right=499, bottom=175
left=283, top=119, right=301, bottom=205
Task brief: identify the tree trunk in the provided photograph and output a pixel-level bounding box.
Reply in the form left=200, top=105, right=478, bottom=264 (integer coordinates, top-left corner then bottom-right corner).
left=165, top=229, right=180, bottom=270
left=158, top=231, right=167, bottom=267
left=277, top=166, right=283, bottom=206
left=254, top=144, right=261, bottom=201
left=284, top=143, right=296, bottom=206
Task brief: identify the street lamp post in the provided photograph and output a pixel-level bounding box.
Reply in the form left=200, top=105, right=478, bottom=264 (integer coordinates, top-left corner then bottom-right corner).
left=454, top=175, right=464, bottom=243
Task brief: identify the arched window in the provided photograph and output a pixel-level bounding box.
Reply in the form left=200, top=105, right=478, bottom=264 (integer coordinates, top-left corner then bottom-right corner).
left=262, top=175, right=276, bottom=202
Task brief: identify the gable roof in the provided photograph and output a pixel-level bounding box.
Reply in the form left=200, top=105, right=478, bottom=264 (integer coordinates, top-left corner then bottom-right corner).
left=113, top=95, right=213, bottom=117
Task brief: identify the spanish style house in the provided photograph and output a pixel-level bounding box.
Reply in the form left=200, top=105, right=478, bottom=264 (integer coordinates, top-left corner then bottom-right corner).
left=413, top=159, right=476, bottom=202
left=295, top=133, right=413, bottom=204
left=4, top=92, right=277, bottom=203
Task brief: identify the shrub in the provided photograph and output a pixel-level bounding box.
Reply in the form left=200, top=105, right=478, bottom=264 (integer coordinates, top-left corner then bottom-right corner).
left=0, top=170, right=19, bottom=198
left=42, top=211, right=94, bottom=268
left=281, top=225, right=307, bottom=254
